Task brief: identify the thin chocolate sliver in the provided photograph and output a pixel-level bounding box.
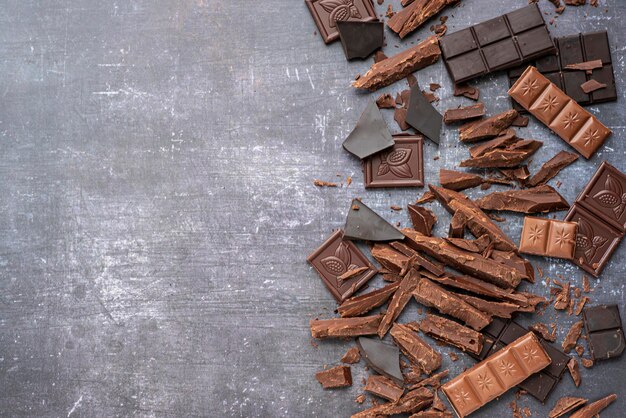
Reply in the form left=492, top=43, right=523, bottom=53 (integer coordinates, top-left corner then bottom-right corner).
left=378, top=269, right=421, bottom=337
left=439, top=169, right=484, bottom=191
left=460, top=137, right=542, bottom=168
left=390, top=323, right=442, bottom=374
left=387, top=0, right=460, bottom=39
left=476, top=185, right=569, bottom=214
left=548, top=397, right=587, bottom=418
left=570, top=394, right=617, bottom=418
left=443, top=103, right=485, bottom=124
left=364, top=375, right=404, bottom=402
left=336, top=20, right=383, bottom=60
left=310, top=315, right=383, bottom=339
left=527, top=150, right=579, bottom=187
left=352, top=386, right=434, bottom=417
left=407, top=204, right=436, bottom=236
left=405, top=82, right=443, bottom=145
left=580, top=79, right=606, bottom=94
left=343, top=100, right=394, bottom=159
left=458, top=110, right=518, bottom=143
left=337, top=282, right=400, bottom=317
left=357, top=337, right=404, bottom=384
left=344, top=199, right=404, bottom=241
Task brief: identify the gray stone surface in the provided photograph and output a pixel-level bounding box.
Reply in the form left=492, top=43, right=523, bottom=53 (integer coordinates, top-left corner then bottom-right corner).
left=0, top=0, right=624, bottom=416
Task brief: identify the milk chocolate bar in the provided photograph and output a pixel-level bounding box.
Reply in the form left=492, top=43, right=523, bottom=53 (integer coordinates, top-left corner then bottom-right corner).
left=519, top=217, right=578, bottom=259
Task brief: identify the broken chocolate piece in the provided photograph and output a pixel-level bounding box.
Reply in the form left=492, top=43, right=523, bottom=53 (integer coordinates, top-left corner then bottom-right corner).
left=412, top=278, right=492, bottom=330
left=453, top=83, right=479, bottom=100
left=458, top=109, right=518, bottom=142
left=583, top=304, right=625, bottom=361
left=352, top=386, right=434, bottom=417
left=439, top=169, right=508, bottom=191
left=457, top=293, right=521, bottom=318
left=406, top=82, right=443, bottom=145
left=425, top=273, right=528, bottom=306
left=511, top=114, right=529, bottom=127
left=477, top=185, right=569, bottom=213
left=461, top=137, right=543, bottom=168
left=499, top=165, right=530, bottom=186
left=343, top=100, right=394, bottom=159
left=337, top=266, right=370, bottom=283
left=337, top=20, right=384, bottom=60
left=418, top=314, right=484, bottom=355
left=338, top=282, right=400, bottom=317
left=376, top=93, right=396, bottom=109
left=527, top=151, right=579, bottom=187
left=519, top=217, right=578, bottom=259
left=567, top=358, right=581, bottom=387
left=570, top=394, right=616, bottom=418
left=372, top=243, right=409, bottom=273
left=388, top=241, right=446, bottom=277
left=443, top=103, right=485, bottom=124
left=310, top=315, right=383, bottom=339
left=378, top=269, right=421, bottom=337
left=395, top=107, right=410, bottom=131
left=342, top=347, right=362, bottom=364
left=354, top=36, right=441, bottom=91
left=316, top=365, right=353, bottom=389
left=564, top=59, right=602, bottom=72
left=580, top=79, right=606, bottom=94
left=529, top=323, right=556, bottom=342
left=364, top=375, right=404, bottom=402
left=357, top=337, right=404, bottom=384
left=407, top=205, right=436, bottom=236
left=305, top=0, right=377, bottom=44
left=562, top=321, right=584, bottom=353
left=387, top=0, right=460, bottom=39
left=391, top=323, right=442, bottom=374
left=448, top=211, right=466, bottom=238
left=345, top=199, right=404, bottom=241
left=549, top=397, right=587, bottom=418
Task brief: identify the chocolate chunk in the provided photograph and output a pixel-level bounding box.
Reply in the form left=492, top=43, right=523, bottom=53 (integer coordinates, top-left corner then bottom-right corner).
left=342, top=347, right=362, bottom=364
left=374, top=50, right=388, bottom=62
left=305, top=0, right=377, bottom=44
left=364, top=135, right=425, bottom=188
left=453, top=83, right=479, bottom=100
left=511, top=114, right=529, bottom=127
left=390, top=323, right=442, bottom=374
left=519, top=217, right=578, bottom=260
left=549, top=397, right=587, bottom=418
left=580, top=79, right=606, bottom=94
left=316, top=365, right=352, bottom=389
left=509, top=66, right=612, bottom=159
left=407, top=205, right=436, bottom=236
left=338, top=282, right=401, bottom=317
left=418, top=314, right=484, bottom=355
left=564, top=59, right=603, bottom=72
left=461, top=137, right=542, bottom=168
left=443, top=103, right=485, bottom=124
left=583, top=304, right=625, bottom=361
left=357, top=337, right=404, bottom=384
left=458, top=110, right=518, bottom=143
left=448, top=211, right=466, bottom=239
left=364, top=375, right=404, bottom=402
left=527, top=151, right=579, bottom=187
left=490, top=250, right=535, bottom=284
left=345, top=199, right=404, bottom=241
left=499, top=166, right=530, bottom=186
left=439, top=5, right=555, bottom=84
left=567, top=358, right=581, bottom=387
left=352, top=386, right=434, bottom=417
left=412, top=278, right=492, bottom=330
left=429, top=185, right=518, bottom=251
left=405, top=83, right=443, bottom=145
left=529, top=323, right=556, bottom=342
left=372, top=243, right=409, bottom=273
left=378, top=269, right=421, bottom=337
left=394, top=107, right=410, bottom=131
left=354, top=36, right=441, bottom=91
left=562, top=321, right=584, bottom=353
left=376, top=93, right=396, bottom=109
left=343, top=100, right=394, bottom=159
left=440, top=169, right=488, bottom=191
left=424, top=273, right=529, bottom=306
left=570, top=394, right=616, bottom=418
left=307, top=230, right=377, bottom=301
left=388, top=241, right=446, bottom=277
left=457, top=293, right=521, bottom=318
left=387, top=0, right=460, bottom=39
left=477, top=185, right=569, bottom=213
left=310, top=315, right=383, bottom=339
left=337, top=20, right=384, bottom=60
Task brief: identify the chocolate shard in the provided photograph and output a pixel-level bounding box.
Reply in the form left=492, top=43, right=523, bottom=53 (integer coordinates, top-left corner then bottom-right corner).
left=477, top=185, right=569, bottom=213
left=562, top=321, right=584, bottom=353
left=364, top=375, right=404, bottom=402
left=372, top=243, right=409, bottom=273
left=448, top=211, right=467, bottom=238
left=429, top=185, right=518, bottom=251
left=454, top=83, right=479, bottom=100
left=418, top=313, right=484, bottom=355
left=569, top=394, right=617, bottom=418
left=490, top=250, right=535, bottom=283
left=394, top=107, right=410, bottom=131
left=341, top=347, right=361, bottom=364
left=403, top=229, right=525, bottom=288
left=406, top=83, right=443, bottom=145
left=315, top=365, right=352, bottom=389
left=391, top=323, right=442, bottom=374
left=527, top=151, right=579, bottom=187
left=548, top=397, right=587, bottom=418
left=580, top=79, right=607, bottom=94
left=343, top=101, right=394, bottom=159
left=354, top=36, right=441, bottom=91
left=376, top=93, right=396, bottom=109
left=468, top=129, right=517, bottom=158
left=445, top=237, right=482, bottom=253
left=443, top=103, right=485, bottom=124
left=352, top=386, right=434, bottom=418
left=357, top=337, right=404, bottom=384
left=378, top=269, right=421, bottom=337
left=337, top=20, right=384, bottom=60
left=458, top=110, right=518, bottom=143
left=461, top=138, right=543, bottom=168
left=387, top=0, right=460, bottom=39
left=564, top=59, right=603, bottom=71
left=567, top=358, right=581, bottom=387
left=345, top=199, right=405, bottom=241
left=310, top=315, right=383, bottom=339
left=499, top=165, right=530, bottom=186
left=529, top=323, right=556, bottom=342
left=338, top=282, right=401, bottom=317
left=457, top=293, right=522, bottom=318
left=407, top=204, right=437, bottom=236
left=423, top=272, right=529, bottom=306
left=388, top=241, right=446, bottom=277
left=439, top=169, right=483, bottom=191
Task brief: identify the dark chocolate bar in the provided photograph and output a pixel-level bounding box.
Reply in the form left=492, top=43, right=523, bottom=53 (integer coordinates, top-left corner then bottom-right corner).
left=439, top=4, right=555, bottom=84
left=582, top=305, right=625, bottom=361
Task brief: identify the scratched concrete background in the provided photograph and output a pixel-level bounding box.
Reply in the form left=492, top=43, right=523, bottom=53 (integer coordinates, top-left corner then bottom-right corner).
left=0, top=0, right=624, bottom=416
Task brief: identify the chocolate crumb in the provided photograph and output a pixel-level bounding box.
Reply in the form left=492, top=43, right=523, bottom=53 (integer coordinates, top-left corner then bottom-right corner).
left=314, top=179, right=338, bottom=187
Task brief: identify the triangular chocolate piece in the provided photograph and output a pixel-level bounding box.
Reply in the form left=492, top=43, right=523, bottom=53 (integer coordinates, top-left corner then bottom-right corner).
left=343, top=100, right=394, bottom=159
left=356, top=337, right=403, bottom=384
left=344, top=199, right=404, bottom=241
left=405, top=82, right=442, bottom=145
left=337, top=20, right=384, bottom=60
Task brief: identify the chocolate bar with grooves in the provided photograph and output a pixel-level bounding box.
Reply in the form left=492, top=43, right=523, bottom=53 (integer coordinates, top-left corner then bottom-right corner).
left=519, top=217, right=578, bottom=259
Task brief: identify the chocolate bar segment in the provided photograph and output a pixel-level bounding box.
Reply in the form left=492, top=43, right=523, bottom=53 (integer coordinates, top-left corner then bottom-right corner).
left=583, top=305, right=625, bottom=361
left=442, top=332, right=551, bottom=417
left=476, top=185, right=570, bottom=214
left=508, top=66, right=612, bottom=159
left=439, top=5, right=555, bottom=84
left=364, top=135, right=425, bottom=188
left=418, top=314, right=484, bottom=355
left=337, top=282, right=400, bottom=317
left=316, top=365, right=352, bottom=388
left=310, top=315, right=383, bottom=339
left=519, top=217, right=578, bottom=259
left=305, top=0, right=377, bottom=44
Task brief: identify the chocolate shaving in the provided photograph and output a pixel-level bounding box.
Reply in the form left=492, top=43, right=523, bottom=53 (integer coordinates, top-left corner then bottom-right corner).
left=548, top=396, right=587, bottom=418
left=529, top=322, right=557, bottom=342
left=338, top=282, right=401, bottom=317
left=476, top=185, right=569, bottom=213
left=342, top=347, right=361, bottom=364
left=387, top=0, right=460, bottom=39
left=574, top=296, right=589, bottom=316
left=391, top=323, right=442, bottom=374
left=458, top=110, right=518, bottom=143
left=453, top=84, right=479, bottom=100
left=407, top=204, right=437, bottom=236
left=570, top=394, right=617, bottom=418
left=415, top=191, right=436, bottom=204
left=567, top=358, right=581, bottom=387
left=338, top=266, right=370, bottom=283
left=580, top=358, right=593, bottom=368
left=378, top=269, right=421, bottom=337
left=310, top=315, right=383, bottom=339
left=376, top=93, right=396, bottom=109
left=580, top=78, right=607, bottom=94
left=314, top=179, right=338, bottom=187
left=316, top=365, right=352, bottom=389
left=527, top=151, right=579, bottom=187
left=563, top=321, right=584, bottom=353
left=418, top=313, right=484, bottom=355
left=564, top=59, right=602, bottom=71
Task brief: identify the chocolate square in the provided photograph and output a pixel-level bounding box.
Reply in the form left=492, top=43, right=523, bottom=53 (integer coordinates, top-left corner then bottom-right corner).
left=577, top=161, right=626, bottom=232
left=483, top=38, right=520, bottom=70
left=558, top=35, right=585, bottom=67
left=584, top=305, right=626, bottom=361
left=591, top=64, right=617, bottom=102
left=506, top=4, right=544, bottom=33
left=364, top=135, right=424, bottom=188
left=447, top=51, right=488, bottom=82
left=473, top=16, right=509, bottom=46
left=562, top=71, right=590, bottom=103
left=516, top=26, right=555, bottom=57
left=536, top=54, right=560, bottom=73
left=582, top=31, right=612, bottom=64
left=307, top=230, right=377, bottom=301
left=305, top=0, right=377, bottom=44
left=439, top=28, right=477, bottom=58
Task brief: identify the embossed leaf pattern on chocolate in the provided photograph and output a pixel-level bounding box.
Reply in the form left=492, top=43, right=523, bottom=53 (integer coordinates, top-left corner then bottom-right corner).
left=576, top=217, right=608, bottom=261
left=377, top=148, right=413, bottom=178
left=320, top=241, right=359, bottom=277
left=319, top=0, right=361, bottom=28
left=593, top=174, right=626, bottom=218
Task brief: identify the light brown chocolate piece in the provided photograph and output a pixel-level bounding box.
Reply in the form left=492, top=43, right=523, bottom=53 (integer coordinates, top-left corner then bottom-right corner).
left=570, top=393, right=616, bottom=418
left=342, top=347, right=361, bottom=364
left=354, top=36, right=441, bottom=91
left=378, top=270, right=421, bottom=337
left=527, top=151, right=579, bottom=187
left=338, top=282, right=400, bottom=317
left=477, top=185, right=570, bottom=214
left=454, top=84, right=479, bottom=100
left=316, top=365, right=352, bottom=389
left=448, top=211, right=467, bottom=238
left=388, top=0, right=460, bottom=39
left=389, top=242, right=446, bottom=277
left=371, top=243, right=409, bottom=273
left=364, top=375, right=404, bottom=402
left=310, top=315, right=383, bottom=339
left=391, top=323, right=442, bottom=374
left=352, top=386, right=434, bottom=418
left=457, top=293, right=521, bottom=318
left=376, top=93, right=396, bottom=109
left=580, top=79, right=607, bottom=94
left=567, top=358, right=581, bottom=387
left=412, top=278, right=491, bottom=330
left=439, top=169, right=509, bottom=192
left=461, top=137, right=542, bottom=168
left=458, top=110, right=518, bottom=143
left=548, top=396, right=587, bottom=418
left=562, top=321, right=584, bottom=352
left=418, top=314, right=484, bottom=355
left=408, top=204, right=437, bottom=236
left=519, top=217, right=578, bottom=259
left=564, top=59, right=602, bottom=71
left=443, top=103, right=485, bottom=124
